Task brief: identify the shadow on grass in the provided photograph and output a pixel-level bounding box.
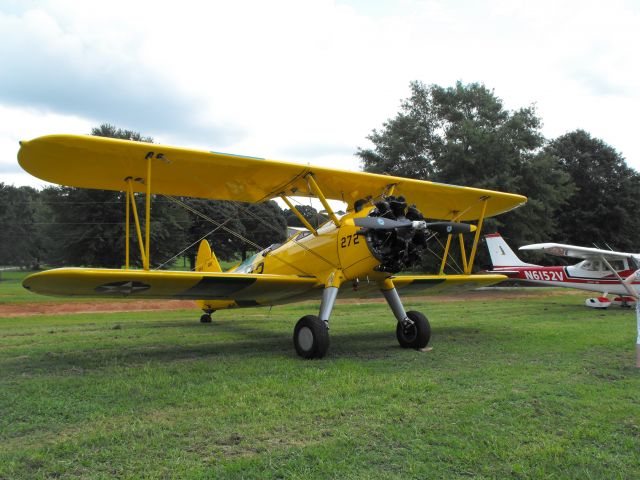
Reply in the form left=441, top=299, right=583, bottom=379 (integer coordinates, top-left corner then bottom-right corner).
left=3, top=319, right=503, bottom=378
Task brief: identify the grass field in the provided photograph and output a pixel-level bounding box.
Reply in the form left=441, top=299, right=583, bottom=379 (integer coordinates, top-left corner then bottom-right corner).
left=1, top=272, right=639, bottom=479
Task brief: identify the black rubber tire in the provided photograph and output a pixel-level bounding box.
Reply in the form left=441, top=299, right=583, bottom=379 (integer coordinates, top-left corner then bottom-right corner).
left=200, top=313, right=212, bottom=323
left=293, top=315, right=329, bottom=359
left=396, top=310, right=431, bottom=349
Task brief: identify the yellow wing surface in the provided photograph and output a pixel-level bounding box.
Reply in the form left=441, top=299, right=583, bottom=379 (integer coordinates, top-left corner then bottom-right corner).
left=391, top=274, right=506, bottom=295
left=18, top=134, right=526, bottom=221
left=23, top=269, right=506, bottom=306
left=23, top=268, right=319, bottom=305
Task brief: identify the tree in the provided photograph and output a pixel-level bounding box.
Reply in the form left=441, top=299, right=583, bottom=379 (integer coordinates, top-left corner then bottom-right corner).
left=284, top=205, right=327, bottom=229
left=237, top=201, right=287, bottom=260
left=545, top=130, right=640, bottom=251
left=91, top=123, right=153, bottom=143
left=357, top=81, right=572, bottom=269
left=183, top=200, right=287, bottom=266
left=0, top=184, right=49, bottom=267
left=44, top=123, right=187, bottom=268
left=183, top=199, right=246, bottom=267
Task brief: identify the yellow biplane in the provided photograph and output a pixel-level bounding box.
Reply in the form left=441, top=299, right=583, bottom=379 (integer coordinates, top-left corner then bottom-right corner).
left=18, top=135, right=526, bottom=358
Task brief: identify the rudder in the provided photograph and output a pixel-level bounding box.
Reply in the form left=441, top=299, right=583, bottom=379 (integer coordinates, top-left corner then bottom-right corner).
left=485, top=233, right=535, bottom=268
left=195, top=240, right=222, bottom=272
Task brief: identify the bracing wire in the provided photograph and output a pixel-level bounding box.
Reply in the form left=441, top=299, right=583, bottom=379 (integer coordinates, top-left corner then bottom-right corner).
left=163, top=195, right=315, bottom=276
left=153, top=222, right=230, bottom=271
left=229, top=200, right=340, bottom=270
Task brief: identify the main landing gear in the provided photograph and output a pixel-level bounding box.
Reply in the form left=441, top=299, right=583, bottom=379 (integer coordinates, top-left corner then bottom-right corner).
left=200, top=311, right=213, bottom=323
left=292, top=280, right=431, bottom=359
left=382, top=285, right=431, bottom=349
left=395, top=311, right=431, bottom=349
left=293, top=284, right=337, bottom=359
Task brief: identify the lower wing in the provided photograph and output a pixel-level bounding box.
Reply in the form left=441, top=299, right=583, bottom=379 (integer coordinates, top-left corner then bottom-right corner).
left=391, top=274, right=507, bottom=295
left=337, top=274, right=508, bottom=298
left=23, top=268, right=319, bottom=304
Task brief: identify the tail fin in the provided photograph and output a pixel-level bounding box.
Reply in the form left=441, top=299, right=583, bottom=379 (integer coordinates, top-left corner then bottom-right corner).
left=195, top=240, right=222, bottom=272
left=485, top=233, right=536, bottom=268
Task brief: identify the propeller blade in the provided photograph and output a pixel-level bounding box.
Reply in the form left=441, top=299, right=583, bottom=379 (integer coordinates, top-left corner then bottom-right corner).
left=354, top=217, right=476, bottom=234
left=425, top=222, right=476, bottom=234
left=354, top=217, right=412, bottom=230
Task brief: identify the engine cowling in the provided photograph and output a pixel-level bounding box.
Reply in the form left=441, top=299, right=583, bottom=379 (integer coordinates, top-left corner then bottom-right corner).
left=362, top=196, right=428, bottom=273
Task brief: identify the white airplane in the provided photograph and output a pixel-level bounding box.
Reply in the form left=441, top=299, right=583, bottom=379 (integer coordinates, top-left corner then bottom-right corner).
left=485, top=233, right=640, bottom=308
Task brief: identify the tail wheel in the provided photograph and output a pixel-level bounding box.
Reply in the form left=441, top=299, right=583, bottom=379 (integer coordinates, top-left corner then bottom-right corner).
left=396, top=310, right=431, bottom=349
left=293, top=315, right=329, bottom=359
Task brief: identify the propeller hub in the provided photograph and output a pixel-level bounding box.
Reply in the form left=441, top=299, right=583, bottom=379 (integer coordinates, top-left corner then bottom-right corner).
left=354, top=196, right=475, bottom=273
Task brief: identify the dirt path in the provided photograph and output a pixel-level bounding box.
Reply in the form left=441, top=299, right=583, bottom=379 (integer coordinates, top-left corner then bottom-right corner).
left=0, top=288, right=566, bottom=318
left=0, top=300, right=197, bottom=318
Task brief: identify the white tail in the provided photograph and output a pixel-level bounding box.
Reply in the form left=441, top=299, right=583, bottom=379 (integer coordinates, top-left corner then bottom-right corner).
left=485, top=233, right=536, bottom=268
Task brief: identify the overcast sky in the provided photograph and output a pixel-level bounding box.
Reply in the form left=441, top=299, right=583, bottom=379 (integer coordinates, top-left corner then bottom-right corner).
left=2, top=0, right=639, bottom=188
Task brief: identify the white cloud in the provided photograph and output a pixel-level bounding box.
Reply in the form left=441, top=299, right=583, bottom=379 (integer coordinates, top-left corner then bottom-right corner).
left=2, top=0, right=640, bottom=188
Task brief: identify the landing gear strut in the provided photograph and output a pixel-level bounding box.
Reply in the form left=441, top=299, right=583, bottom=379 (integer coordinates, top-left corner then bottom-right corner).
left=381, top=282, right=431, bottom=350
left=293, top=283, right=338, bottom=359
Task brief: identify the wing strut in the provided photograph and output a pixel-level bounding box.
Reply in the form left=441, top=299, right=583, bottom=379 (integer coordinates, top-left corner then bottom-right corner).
left=438, top=196, right=489, bottom=275
left=305, top=173, right=340, bottom=227
left=125, top=178, right=148, bottom=270
left=465, top=197, right=488, bottom=274
left=124, top=153, right=153, bottom=270
left=601, top=256, right=638, bottom=298
left=279, top=194, right=318, bottom=235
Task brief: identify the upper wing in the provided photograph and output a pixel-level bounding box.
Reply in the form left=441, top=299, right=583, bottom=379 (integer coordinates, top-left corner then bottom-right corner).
left=18, top=134, right=526, bottom=221
left=23, top=268, right=319, bottom=303
left=519, top=243, right=636, bottom=260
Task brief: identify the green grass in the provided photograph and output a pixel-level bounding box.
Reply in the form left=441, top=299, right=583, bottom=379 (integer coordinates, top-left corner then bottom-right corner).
left=0, top=270, right=44, bottom=303
left=1, top=288, right=639, bottom=479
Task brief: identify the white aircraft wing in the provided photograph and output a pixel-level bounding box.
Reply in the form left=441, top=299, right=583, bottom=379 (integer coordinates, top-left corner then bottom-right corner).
left=519, top=243, right=637, bottom=260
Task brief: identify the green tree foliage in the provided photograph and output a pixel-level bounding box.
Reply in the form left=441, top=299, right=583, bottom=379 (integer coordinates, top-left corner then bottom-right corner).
left=184, top=200, right=287, bottom=266
left=91, top=123, right=153, bottom=143
left=43, top=187, right=188, bottom=268
left=545, top=130, right=640, bottom=251
left=284, top=205, right=327, bottom=229
left=43, top=124, right=187, bottom=268
left=183, top=199, right=246, bottom=267
left=357, top=81, right=573, bottom=269
left=0, top=184, right=49, bottom=267
left=237, top=201, right=287, bottom=260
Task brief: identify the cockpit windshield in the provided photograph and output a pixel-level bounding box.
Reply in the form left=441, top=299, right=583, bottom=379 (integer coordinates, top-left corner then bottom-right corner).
left=234, top=253, right=259, bottom=274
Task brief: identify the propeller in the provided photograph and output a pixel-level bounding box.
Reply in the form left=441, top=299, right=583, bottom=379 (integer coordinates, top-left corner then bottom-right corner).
left=352, top=195, right=478, bottom=273
left=425, top=221, right=476, bottom=235
left=354, top=217, right=413, bottom=230
left=354, top=217, right=476, bottom=234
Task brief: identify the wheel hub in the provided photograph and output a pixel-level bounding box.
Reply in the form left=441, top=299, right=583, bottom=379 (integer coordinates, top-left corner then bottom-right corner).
left=298, top=326, right=314, bottom=351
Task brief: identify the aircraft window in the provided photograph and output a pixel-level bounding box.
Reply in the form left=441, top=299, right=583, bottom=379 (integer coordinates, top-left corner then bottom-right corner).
left=235, top=253, right=259, bottom=273
left=262, top=243, right=282, bottom=257
left=608, top=260, right=625, bottom=271
left=590, top=260, right=602, bottom=271
left=296, top=231, right=311, bottom=240
left=581, top=261, right=592, bottom=270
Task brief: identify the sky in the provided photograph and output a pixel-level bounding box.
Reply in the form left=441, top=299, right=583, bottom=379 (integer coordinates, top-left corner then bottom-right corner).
left=1, top=0, right=639, bottom=189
